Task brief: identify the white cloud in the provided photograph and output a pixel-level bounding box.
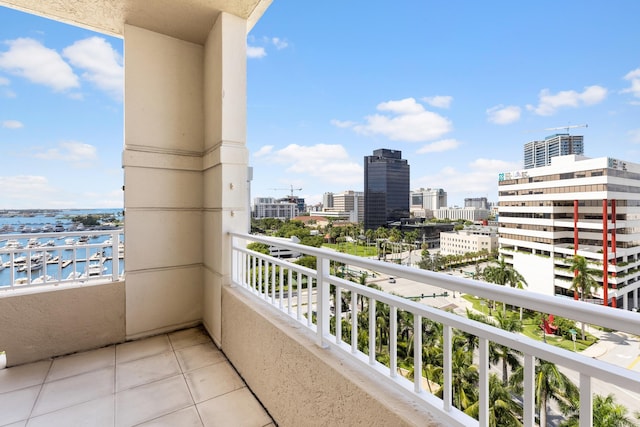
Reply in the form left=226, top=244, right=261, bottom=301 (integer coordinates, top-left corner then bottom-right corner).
left=622, top=67, right=640, bottom=99
left=247, top=46, right=266, bottom=59
left=2, top=120, right=23, bottom=129
left=269, top=144, right=362, bottom=185
left=253, top=145, right=273, bottom=157
left=272, top=37, right=288, bottom=49
left=336, top=97, right=453, bottom=142
left=416, top=139, right=460, bottom=154
left=34, top=141, right=97, bottom=167
left=628, top=128, right=640, bottom=144
left=0, top=175, right=55, bottom=201
left=422, top=95, right=453, bottom=109
left=0, top=38, right=79, bottom=91
left=486, top=105, right=521, bottom=125
left=62, top=37, right=123, bottom=100
left=0, top=76, right=8, bottom=85
left=415, top=158, right=520, bottom=203
left=527, top=85, right=608, bottom=116
left=330, top=119, right=355, bottom=128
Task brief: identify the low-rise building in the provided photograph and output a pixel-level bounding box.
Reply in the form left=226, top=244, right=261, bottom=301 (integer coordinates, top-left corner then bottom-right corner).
left=440, top=226, right=498, bottom=256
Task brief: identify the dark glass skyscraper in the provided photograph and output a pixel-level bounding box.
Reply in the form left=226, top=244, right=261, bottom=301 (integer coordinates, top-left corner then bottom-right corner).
left=364, top=149, right=410, bottom=230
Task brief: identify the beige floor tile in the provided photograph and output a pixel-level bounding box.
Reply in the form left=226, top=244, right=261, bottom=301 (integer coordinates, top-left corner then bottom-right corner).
left=47, top=346, right=115, bottom=382
left=197, top=388, right=272, bottom=427
left=31, top=366, right=114, bottom=417
left=115, top=375, right=193, bottom=426
left=0, top=385, right=40, bottom=426
left=0, top=360, right=51, bottom=394
left=168, top=327, right=211, bottom=351
left=136, top=406, right=203, bottom=427
left=175, top=341, right=225, bottom=373
left=26, top=395, right=114, bottom=427
left=116, top=335, right=172, bottom=364
left=184, top=362, right=244, bottom=403
left=116, top=351, right=181, bottom=392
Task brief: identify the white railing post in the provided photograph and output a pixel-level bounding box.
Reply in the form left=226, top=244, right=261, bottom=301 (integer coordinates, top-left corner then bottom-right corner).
left=316, top=255, right=330, bottom=348
left=413, top=314, right=423, bottom=394
left=523, top=354, right=535, bottom=427
left=112, top=230, right=119, bottom=281
left=369, top=297, right=376, bottom=365
left=443, top=325, right=452, bottom=412
left=579, top=373, right=593, bottom=427
left=390, top=306, right=397, bottom=378
left=478, top=337, right=489, bottom=427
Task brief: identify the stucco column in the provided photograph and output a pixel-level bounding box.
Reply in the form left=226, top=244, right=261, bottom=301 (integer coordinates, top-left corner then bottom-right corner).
left=123, top=25, right=206, bottom=338
left=201, top=13, right=249, bottom=345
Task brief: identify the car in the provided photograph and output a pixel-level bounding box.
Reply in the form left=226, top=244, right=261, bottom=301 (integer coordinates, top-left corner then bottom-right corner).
left=388, top=277, right=396, bottom=283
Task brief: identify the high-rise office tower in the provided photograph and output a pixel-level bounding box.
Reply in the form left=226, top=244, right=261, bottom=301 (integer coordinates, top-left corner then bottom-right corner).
left=364, top=149, right=410, bottom=230
left=523, top=134, right=584, bottom=169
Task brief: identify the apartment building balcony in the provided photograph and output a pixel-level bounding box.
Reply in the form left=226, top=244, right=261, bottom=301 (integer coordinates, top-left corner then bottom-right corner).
left=1, top=1, right=640, bottom=426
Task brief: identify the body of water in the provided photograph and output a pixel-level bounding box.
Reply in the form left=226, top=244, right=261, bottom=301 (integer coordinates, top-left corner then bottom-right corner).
left=0, top=209, right=124, bottom=287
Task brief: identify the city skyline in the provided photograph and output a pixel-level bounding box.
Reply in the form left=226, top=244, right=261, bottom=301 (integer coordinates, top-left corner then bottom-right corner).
left=1, top=1, right=640, bottom=208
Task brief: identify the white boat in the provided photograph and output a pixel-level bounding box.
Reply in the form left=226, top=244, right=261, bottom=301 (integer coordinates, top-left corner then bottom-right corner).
left=66, top=271, right=83, bottom=281
left=65, top=238, right=76, bottom=246
left=32, top=275, right=54, bottom=284
left=85, top=263, right=107, bottom=277
left=3, top=239, right=23, bottom=250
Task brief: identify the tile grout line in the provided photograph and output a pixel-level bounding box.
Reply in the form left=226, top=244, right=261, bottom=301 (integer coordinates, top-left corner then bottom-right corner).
left=25, top=359, right=53, bottom=423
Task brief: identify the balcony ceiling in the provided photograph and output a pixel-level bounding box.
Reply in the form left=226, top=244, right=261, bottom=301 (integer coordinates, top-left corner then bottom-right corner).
left=0, top=0, right=271, bottom=44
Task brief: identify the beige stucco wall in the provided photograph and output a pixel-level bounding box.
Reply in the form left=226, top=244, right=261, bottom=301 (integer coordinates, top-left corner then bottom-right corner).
left=220, top=286, right=443, bottom=427
left=123, top=24, right=206, bottom=339
left=0, top=282, right=125, bottom=367
left=201, top=12, right=250, bottom=346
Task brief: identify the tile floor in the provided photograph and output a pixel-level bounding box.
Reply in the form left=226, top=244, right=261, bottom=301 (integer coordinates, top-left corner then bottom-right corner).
left=0, top=326, right=275, bottom=427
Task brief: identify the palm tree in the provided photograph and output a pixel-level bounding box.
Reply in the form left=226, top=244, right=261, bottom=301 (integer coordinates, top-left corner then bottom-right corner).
left=511, top=359, right=579, bottom=427
left=568, top=254, right=600, bottom=339
left=560, top=393, right=638, bottom=427
left=490, top=312, right=523, bottom=386
left=483, top=257, right=527, bottom=317
left=464, top=373, right=522, bottom=427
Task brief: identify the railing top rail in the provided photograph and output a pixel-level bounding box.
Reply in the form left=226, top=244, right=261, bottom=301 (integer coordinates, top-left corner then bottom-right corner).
left=230, top=232, right=640, bottom=336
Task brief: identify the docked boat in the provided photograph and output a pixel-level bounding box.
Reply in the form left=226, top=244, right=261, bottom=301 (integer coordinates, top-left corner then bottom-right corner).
left=32, top=275, right=54, bottom=284
left=85, top=263, right=107, bottom=277
left=2, top=240, right=23, bottom=250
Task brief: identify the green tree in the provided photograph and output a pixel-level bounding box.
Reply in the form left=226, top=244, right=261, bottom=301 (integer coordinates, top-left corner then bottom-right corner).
left=569, top=254, right=601, bottom=339
left=483, top=257, right=527, bottom=317
left=511, top=359, right=579, bottom=427
left=560, top=393, right=638, bottom=427
left=464, top=374, right=522, bottom=427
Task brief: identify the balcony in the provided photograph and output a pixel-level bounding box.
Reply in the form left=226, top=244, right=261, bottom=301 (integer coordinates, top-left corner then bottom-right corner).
left=1, top=1, right=639, bottom=426
left=2, top=233, right=640, bottom=426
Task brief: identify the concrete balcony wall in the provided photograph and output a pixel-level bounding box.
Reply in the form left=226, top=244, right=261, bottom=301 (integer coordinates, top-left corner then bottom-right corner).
left=0, top=282, right=125, bottom=367
left=123, top=24, right=206, bottom=339
left=221, top=287, right=442, bottom=427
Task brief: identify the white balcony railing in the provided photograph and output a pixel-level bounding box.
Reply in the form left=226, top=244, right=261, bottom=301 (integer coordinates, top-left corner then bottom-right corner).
left=0, top=230, right=124, bottom=290
left=230, top=232, right=640, bottom=427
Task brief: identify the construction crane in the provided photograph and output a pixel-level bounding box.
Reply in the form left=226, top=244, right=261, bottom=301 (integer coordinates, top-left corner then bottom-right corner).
left=525, top=124, right=588, bottom=134
left=270, top=185, right=302, bottom=199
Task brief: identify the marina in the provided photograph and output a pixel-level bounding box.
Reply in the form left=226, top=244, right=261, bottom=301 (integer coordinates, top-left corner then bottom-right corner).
left=0, top=209, right=124, bottom=288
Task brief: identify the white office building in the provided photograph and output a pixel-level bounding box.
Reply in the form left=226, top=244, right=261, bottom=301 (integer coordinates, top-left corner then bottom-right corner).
left=498, top=155, right=640, bottom=310
left=253, top=197, right=298, bottom=220
left=410, top=188, right=447, bottom=218
left=440, top=227, right=498, bottom=256
left=433, top=207, right=490, bottom=222
left=323, top=190, right=364, bottom=223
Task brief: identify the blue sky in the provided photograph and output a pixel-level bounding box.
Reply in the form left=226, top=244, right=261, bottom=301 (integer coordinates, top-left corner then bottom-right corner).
left=1, top=2, right=640, bottom=209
